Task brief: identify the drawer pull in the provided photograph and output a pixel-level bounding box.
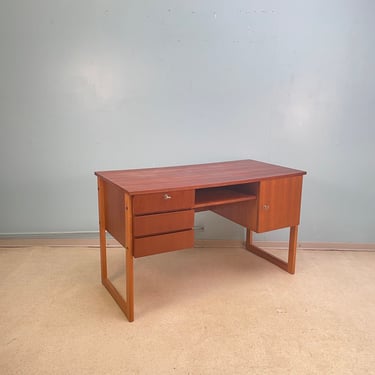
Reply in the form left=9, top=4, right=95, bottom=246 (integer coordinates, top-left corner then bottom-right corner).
left=163, top=194, right=172, bottom=200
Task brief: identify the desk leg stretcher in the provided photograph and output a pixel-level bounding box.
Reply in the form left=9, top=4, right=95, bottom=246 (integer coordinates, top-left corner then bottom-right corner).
left=245, top=226, right=298, bottom=274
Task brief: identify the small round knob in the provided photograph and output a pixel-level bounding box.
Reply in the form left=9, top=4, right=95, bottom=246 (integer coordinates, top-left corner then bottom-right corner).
left=163, top=194, right=172, bottom=200
left=263, top=204, right=270, bottom=210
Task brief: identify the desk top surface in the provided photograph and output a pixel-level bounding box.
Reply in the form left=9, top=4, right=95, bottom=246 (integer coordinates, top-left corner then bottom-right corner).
left=95, top=159, right=306, bottom=194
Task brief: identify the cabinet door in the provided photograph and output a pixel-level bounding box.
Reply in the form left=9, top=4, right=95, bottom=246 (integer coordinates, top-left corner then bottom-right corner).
left=256, top=175, right=303, bottom=233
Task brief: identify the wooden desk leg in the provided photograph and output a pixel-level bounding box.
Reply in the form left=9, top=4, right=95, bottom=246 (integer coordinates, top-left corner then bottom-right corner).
left=287, top=225, right=298, bottom=274
left=246, top=229, right=253, bottom=247
left=97, top=178, right=135, bottom=322
left=97, top=178, right=107, bottom=282
left=245, top=226, right=298, bottom=274
left=124, top=193, right=134, bottom=322
left=124, top=248, right=134, bottom=321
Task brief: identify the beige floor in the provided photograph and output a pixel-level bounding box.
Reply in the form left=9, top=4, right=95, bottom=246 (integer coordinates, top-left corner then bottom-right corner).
left=1, top=245, right=375, bottom=375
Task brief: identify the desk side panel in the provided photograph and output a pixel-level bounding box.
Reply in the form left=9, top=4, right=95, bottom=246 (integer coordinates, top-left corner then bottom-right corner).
left=102, top=179, right=126, bottom=247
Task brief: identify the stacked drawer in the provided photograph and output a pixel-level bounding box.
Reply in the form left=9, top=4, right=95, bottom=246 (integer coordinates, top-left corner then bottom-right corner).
left=132, top=190, right=195, bottom=257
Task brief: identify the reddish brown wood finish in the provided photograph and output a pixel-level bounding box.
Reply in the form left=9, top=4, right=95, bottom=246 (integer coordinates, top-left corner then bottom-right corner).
left=209, top=182, right=260, bottom=227
left=133, top=230, right=194, bottom=258
left=256, top=175, right=303, bottom=233
left=103, top=180, right=126, bottom=247
left=287, top=226, right=298, bottom=274
left=133, top=210, right=194, bottom=237
left=212, top=200, right=256, bottom=228
left=95, top=160, right=306, bottom=321
left=97, top=180, right=135, bottom=321
left=97, top=178, right=107, bottom=282
left=95, top=159, right=306, bottom=194
left=195, top=187, right=256, bottom=210
left=124, top=193, right=134, bottom=321
left=245, top=225, right=299, bottom=274
left=133, top=190, right=194, bottom=215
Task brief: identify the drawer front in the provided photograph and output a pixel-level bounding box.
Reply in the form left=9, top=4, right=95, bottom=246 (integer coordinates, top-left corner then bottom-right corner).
left=133, top=210, right=194, bottom=237
left=133, top=230, right=194, bottom=258
left=133, top=190, right=194, bottom=215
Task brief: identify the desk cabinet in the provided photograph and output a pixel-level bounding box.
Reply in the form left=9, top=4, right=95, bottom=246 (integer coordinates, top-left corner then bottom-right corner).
left=132, top=190, right=195, bottom=257
left=256, top=175, right=303, bottom=232
left=211, top=176, right=303, bottom=234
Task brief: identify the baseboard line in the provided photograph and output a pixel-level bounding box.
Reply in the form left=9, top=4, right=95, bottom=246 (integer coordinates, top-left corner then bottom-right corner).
left=0, top=236, right=374, bottom=251
left=196, top=240, right=375, bottom=251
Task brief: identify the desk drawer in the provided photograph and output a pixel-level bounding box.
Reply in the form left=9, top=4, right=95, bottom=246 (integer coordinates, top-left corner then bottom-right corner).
left=133, top=190, right=194, bottom=215
left=133, top=210, right=194, bottom=237
left=133, top=230, right=194, bottom=257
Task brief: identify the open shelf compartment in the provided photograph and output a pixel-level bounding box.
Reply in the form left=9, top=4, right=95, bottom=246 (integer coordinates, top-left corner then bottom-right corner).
left=194, top=186, right=256, bottom=211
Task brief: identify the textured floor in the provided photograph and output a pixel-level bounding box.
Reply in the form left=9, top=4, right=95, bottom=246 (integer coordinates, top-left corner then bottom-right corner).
left=1, top=245, right=375, bottom=375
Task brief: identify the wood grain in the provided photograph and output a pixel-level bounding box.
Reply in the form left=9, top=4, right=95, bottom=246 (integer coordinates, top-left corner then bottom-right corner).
left=256, top=175, right=303, bottom=232
left=97, top=177, right=107, bottom=282
left=133, top=230, right=194, bottom=258
left=133, top=210, right=194, bottom=237
left=195, top=187, right=256, bottom=210
left=103, top=180, right=126, bottom=246
left=95, top=160, right=306, bottom=321
left=95, top=160, right=306, bottom=194
left=133, top=190, right=194, bottom=215
left=124, top=192, right=134, bottom=321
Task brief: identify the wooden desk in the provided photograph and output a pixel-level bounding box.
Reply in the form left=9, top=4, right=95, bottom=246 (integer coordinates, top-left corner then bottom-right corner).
left=95, top=160, right=306, bottom=321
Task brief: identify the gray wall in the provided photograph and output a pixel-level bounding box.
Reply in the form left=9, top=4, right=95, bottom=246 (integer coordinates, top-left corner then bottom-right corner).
left=1, top=1, right=374, bottom=242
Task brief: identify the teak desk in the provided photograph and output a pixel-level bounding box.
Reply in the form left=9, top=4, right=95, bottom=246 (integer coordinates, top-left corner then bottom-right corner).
left=95, top=160, right=306, bottom=321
